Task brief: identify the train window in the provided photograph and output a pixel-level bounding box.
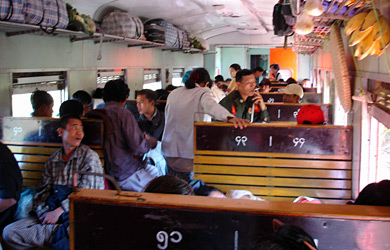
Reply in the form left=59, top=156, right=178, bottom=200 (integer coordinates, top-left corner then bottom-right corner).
left=97, top=69, right=125, bottom=89
left=11, top=72, right=66, bottom=117
left=143, top=69, right=161, bottom=90
left=172, top=68, right=184, bottom=87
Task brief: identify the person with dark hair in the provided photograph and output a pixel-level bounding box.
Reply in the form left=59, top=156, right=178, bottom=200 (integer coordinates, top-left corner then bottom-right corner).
left=252, top=223, right=317, bottom=250
left=280, top=84, right=304, bottom=103
left=144, top=175, right=193, bottom=195
left=72, top=90, right=92, bottom=116
left=259, top=78, right=272, bottom=92
left=227, top=63, right=242, bottom=93
left=220, top=69, right=270, bottom=123
left=285, top=77, right=297, bottom=84
left=353, top=180, right=390, bottom=206
left=102, top=80, right=159, bottom=192
left=270, top=64, right=283, bottom=82
left=0, top=143, right=22, bottom=233
left=136, top=89, right=165, bottom=141
left=92, top=88, right=104, bottom=98
left=30, top=90, right=54, bottom=117
left=59, top=100, right=83, bottom=117
left=162, top=68, right=248, bottom=182
left=252, top=67, right=265, bottom=84
left=3, top=114, right=104, bottom=250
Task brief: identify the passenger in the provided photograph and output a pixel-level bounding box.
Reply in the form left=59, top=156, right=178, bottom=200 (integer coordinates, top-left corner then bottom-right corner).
left=92, top=88, right=104, bottom=98
left=72, top=90, right=92, bottom=116
left=30, top=90, right=54, bottom=117
left=227, top=63, right=242, bottom=93
left=0, top=143, right=22, bottom=233
left=166, top=84, right=177, bottom=92
left=102, top=80, right=159, bottom=192
left=189, top=179, right=226, bottom=198
left=144, top=175, right=193, bottom=195
left=285, top=77, right=297, bottom=84
left=162, top=68, right=248, bottom=182
left=252, top=66, right=265, bottom=85
left=259, top=78, right=272, bottom=92
left=270, top=63, right=284, bottom=82
left=353, top=180, right=390, bottom=206
left=59, top=99, right=83, bottom=117
left=296, top=105, right=325, bottom=125
left=136, top=89, right=165, bottom=141
left=280, top=83, right=304, bottom=103
left=219, top=69, right=270, bottom=123
left=182, top=70, right=193, bottom=85
left=3, top=115, right=104, bottom=250
left=209, top=78, right=226, bottom=103
left=252, top=223, right=318, bottom=250
left=301, top=78, right=311, bottom=88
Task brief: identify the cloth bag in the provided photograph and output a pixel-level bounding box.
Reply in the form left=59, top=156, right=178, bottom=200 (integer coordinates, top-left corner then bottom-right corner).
left=101, top=10, right=144, bottom=39
left=0, top=0, right=25, bottom=23
left=23, top=0, right=68, bottom=28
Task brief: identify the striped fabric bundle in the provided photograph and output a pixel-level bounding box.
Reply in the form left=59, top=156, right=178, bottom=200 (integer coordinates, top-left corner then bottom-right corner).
left=0, top=0, right=68, bottom=28
left=0, top=0, right=25, bottom=23
left=101, top=10, right=144, bottom=39
left=145, top=19, right=185, bottom=48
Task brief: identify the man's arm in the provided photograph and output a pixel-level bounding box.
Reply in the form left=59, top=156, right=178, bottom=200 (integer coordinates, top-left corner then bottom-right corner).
left=0, top=198, right=16, bottom=213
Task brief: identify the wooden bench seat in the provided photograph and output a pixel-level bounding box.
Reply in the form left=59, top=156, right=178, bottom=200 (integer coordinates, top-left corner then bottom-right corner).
left=265, top=103, right=331, bottom=123
left=261, top=92, right=323, bottom=103
left=193, top=122, right=353, bottom=204
left=70, top=189, right=390, bottom=250
left=0, top=117, right=104, bottom=187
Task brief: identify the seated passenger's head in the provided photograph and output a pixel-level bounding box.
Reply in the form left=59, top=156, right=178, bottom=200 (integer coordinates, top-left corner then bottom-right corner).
left=252, top=67, right=264, bottom=78
left=144, top=175, right=194, bottom=195
left=354, top=180, right=390, bottom=206
left=185, top=68, right=211, bottom=89
left=59, top=100, right=83, bottom=118
left=259, top=78, right=272, bottom=92
left=229, top=63, right=241, bottom=78
left=57, top=114, right=84, bottom=148
left=301, top=79, right=311, bottom=88
left=270, top=63, right=280, bottom=74
left=137, top=89, right=157, bottom=117
left=286, top=77, right=297, bottom=84
left=103, top=79, right=130, bottom=104
left=72, top=90, right=92, bottom=116
left=296, top=105, right=325, bottom=125
left=236, top=69, right=256, bottom=99
left=280, top=84, right=304, bottom=103
left=30, top=90, right=54, bottom=117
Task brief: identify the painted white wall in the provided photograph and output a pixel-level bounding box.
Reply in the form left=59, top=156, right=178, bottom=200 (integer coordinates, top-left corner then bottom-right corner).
left=297, top=54, right=311, bottom=81
left=0, top=32, right=203, bottom=115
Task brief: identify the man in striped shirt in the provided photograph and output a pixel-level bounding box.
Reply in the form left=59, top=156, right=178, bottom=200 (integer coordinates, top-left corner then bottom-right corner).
left=3, top=114, right=104, bottom=250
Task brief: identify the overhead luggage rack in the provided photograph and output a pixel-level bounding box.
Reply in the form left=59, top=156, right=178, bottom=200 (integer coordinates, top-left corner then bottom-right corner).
left=291, top=0, right=372, bottom=55
left=0, top=21, right=202, bottom=53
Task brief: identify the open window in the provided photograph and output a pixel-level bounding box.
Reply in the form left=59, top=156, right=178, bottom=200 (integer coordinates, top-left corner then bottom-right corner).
left=12, top=71, right=66, bottom=117
left=143, top=69, right=162, bottom=90
left=172, top=68, right=184, bottom=87
left=97, top=69, right=125, bottom=89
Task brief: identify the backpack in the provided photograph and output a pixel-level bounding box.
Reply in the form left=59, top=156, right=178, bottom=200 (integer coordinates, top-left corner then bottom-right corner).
left=273, top=2, right=294, bottom=36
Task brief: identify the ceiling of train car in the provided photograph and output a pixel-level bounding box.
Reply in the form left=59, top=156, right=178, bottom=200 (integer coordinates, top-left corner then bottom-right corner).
left=66, top=0, right=279, bottom=45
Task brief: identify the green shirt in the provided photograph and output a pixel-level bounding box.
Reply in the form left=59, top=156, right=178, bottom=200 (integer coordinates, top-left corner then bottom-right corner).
left=219, top=90, right=270, bottom=123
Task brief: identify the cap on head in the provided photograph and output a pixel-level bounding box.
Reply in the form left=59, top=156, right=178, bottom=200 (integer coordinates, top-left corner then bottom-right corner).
left=280, top=83, right=304, bottom=98
left=297, top=105, right=325, bottom=125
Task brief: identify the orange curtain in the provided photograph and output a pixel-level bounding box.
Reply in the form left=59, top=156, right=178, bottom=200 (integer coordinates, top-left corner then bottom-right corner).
left=269, top=48, right=298, bottom=80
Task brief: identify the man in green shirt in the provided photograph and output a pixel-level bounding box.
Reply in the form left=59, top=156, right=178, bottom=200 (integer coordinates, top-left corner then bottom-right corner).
left=219, top=69, right=270, bottom=123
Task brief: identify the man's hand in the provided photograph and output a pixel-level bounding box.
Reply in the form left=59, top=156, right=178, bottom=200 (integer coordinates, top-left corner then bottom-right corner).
left=253, top=90, right=267, bottom=111
left=145, top=133, right=157, bottom=149
left=227, top=117, right=249, bottom=129
left=39, top=207, right=64, bottom=224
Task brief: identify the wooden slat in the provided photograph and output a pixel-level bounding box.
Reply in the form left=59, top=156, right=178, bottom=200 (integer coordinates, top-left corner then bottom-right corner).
left=194, top=156, right=351, bottom=169
left=18, top=162, right=44, bottom=171
left=14, top=154, right=48, bottom=163
left=22, top=179, right=40, bottom=187
left=262, top=196, right=349, bottom=204
left=194, top=174, right=351, bottom=189
left=194, top=165, right=351, bottom=179
left=8, top=145, right=58, bottom=154
left=212, top=184, right=352, bottom=199
left=21, top=170, right=42, bottom=179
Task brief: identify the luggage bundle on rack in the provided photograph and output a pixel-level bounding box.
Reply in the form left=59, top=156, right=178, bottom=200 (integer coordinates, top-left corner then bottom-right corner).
left=144, top=19, right=187, bottom=48
left=0, top=0, right=68, bottom=28
left=101, top=10, right=144, bottom=39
